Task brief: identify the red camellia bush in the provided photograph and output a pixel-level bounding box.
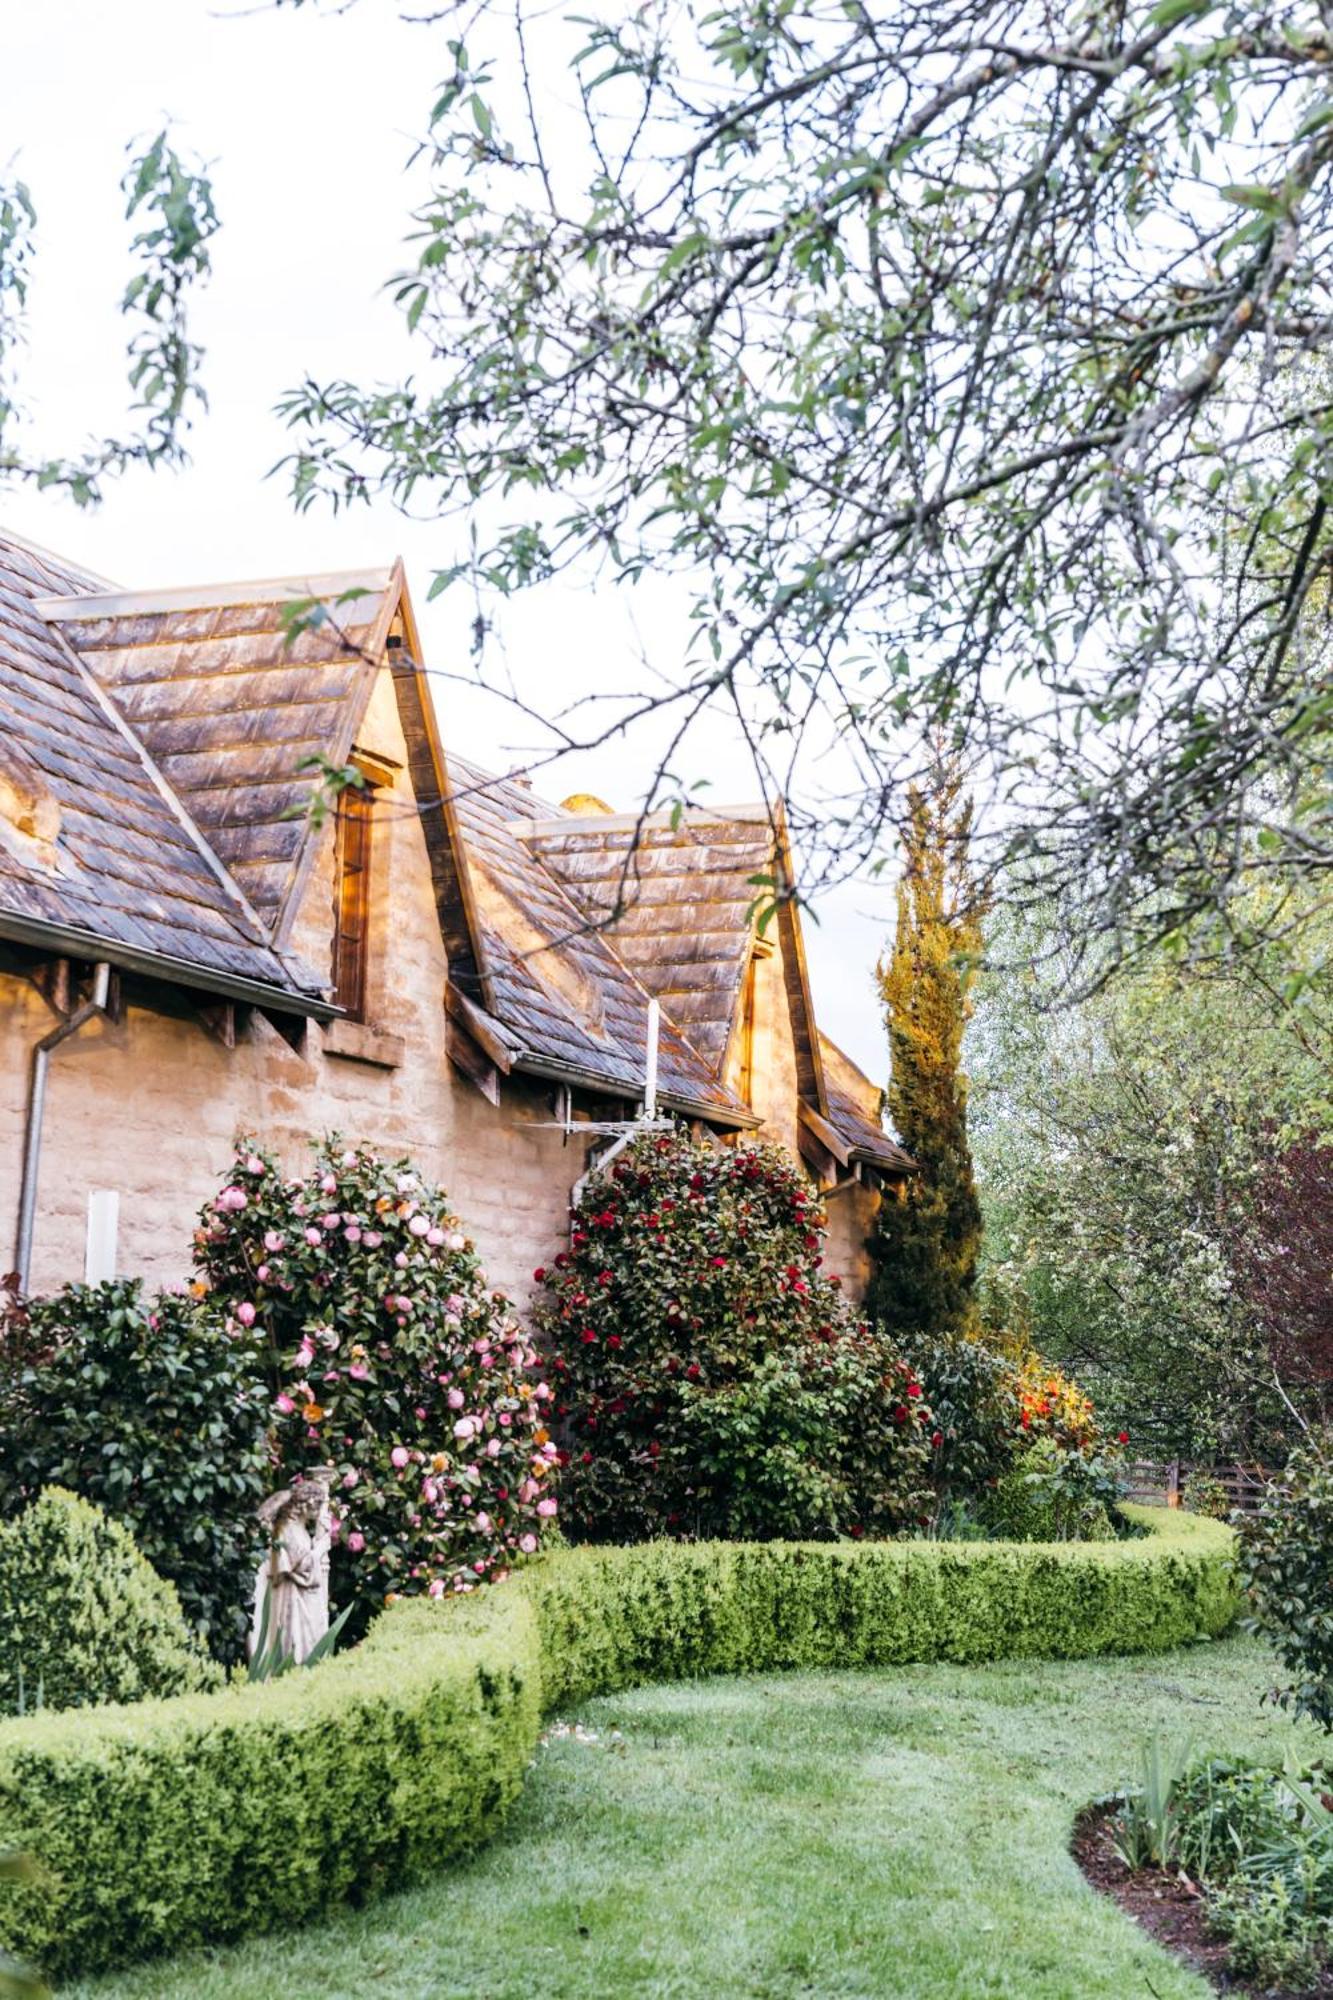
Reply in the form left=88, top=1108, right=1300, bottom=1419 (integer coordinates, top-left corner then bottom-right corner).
left=194, top=1140, right=556, bottom=1627
left=532, top=1129, right=934, bottom=1542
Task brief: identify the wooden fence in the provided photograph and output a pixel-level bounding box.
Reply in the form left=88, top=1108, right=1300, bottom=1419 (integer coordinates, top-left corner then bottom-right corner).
left=1121, top=1459, right=1276, bottom=1515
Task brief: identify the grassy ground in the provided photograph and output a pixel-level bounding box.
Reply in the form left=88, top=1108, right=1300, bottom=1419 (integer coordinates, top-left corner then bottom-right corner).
left=71, top=1634, right=1319, bottom=2000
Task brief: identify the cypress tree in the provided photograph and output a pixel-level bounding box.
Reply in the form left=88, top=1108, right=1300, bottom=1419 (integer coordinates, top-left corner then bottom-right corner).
left=866, top=758, right=986, bottom=1339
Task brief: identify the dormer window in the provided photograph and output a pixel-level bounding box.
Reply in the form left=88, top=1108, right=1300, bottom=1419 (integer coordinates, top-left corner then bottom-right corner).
left=332, top=780, right=376, bottom=1020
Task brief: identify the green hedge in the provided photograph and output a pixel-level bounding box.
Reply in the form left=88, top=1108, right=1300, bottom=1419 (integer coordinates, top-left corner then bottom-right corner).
left=0, top=1506, right=1235, bottom=1981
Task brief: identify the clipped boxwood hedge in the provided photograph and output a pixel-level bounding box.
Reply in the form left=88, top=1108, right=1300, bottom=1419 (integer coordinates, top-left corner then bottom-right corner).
left=0, top=1506, right=1235, bottom=1980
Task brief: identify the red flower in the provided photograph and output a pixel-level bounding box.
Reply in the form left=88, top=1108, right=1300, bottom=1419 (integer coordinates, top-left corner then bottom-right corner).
left=931, top=1431, right=943, bottom=1448
left=1117, top=1430, right=1129, bottom=1445
left=581, top=1328, right=597, bottom=1344
left=608, top=1334, right=622, bottom=1349
left=572, top=1231, right=589, bottom=1249
left=581, top=1450, right=593, bottom=1463
left=893, top=1405, right=908, bottom=1424
left=533, top=1266, right=547, bottom=1283
left=710, top=1256, right=727, bottom=1268
left=648, top=1441, right=661, bottom=1458
left=907, top=1382, right=922, bottom=1398
left=686, top=1362, right=702, bottom=1380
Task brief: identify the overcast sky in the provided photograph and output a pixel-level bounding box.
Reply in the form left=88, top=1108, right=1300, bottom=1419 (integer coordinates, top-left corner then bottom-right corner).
left=3, top=0, right=894, bottom=1079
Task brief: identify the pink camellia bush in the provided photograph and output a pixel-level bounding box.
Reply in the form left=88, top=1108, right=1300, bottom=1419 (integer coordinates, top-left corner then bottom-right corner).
left=194, top=1140, right=556, bottom=1629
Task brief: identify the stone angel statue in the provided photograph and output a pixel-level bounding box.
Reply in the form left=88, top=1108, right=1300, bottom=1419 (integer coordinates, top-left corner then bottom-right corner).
left=249, top=1467, right=334, bottom=1666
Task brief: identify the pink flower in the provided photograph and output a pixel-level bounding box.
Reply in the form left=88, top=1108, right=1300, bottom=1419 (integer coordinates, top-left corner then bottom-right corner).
left=391, top=1445, right=411, bottom=1469
left=215, top=1185, right=247, bottom=1213
left=428, top=1577, right=445, bottom=1598
left=263, top=1229, right=285, bottom=1253
left=235, top=1301, right=257, bottom=1327
left=409, top=1215, right=430, bottom=1238
left=397, top=1294, right=414, bottom=1314
left=446, top=1294, right=466, bottom=1316
left=426, top=1227, right=446, bottom=1246
left=519, top=1478, right=539, bottom=1503
left=321, top=1212, right=342, bottom=1231
left=475, top=1511, right=492, bottom=1532
left=536, top=1497, right=558, bottom=1518
left=454, top=1416, right=477, bottom=1441
left=342, top=1468, right=360, bottom=1488
left=448, top=1387, right=465, bottom=1409
left=304, top=1227, right=323, bottom=1247
left=274, top=1393, right=295, bottom=1415
left=486, top=1438, right=502, bottom=1458
left=256, top=1264, right=271, bottom=1283
left=363, top=1230, right=383, bottom=1249
left=296, top=1336, right=316, bottom=1368
left=347, top=1531, right=365, bottom=1553
left=448, top=1232, right=466, bottom=1252
left=320, top=1173, right=338, bottom=1195
left=345, top=1225, right=362, bottom=1244
left=349, top=1362, right=370, bottom=1381
left=394, top=1251, right=409, bottom=1271
left=519, top=1533, right=538, bottom=1555
left=245, top=1153, right=265, bottom=1176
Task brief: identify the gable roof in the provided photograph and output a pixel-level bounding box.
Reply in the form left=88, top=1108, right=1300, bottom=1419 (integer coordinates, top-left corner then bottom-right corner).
left=0, top=533, right=319, bottom=1011
left=518, top=805, right=778, bottom=1072
left=443, top=759, right=753, bottom=1124
left=813, top=1031, right=915, bottom=1174
left=41, top=567, right=399, bottom=941
left=0, top=525, right=903, bottom=1161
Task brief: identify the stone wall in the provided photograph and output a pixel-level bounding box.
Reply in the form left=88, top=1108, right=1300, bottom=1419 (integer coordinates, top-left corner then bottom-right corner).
left=821, top=1177, right=882, bottom=1301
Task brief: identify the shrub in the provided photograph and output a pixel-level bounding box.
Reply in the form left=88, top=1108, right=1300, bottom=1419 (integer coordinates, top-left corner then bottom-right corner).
left=0, top=1507, right=1236, bottom=1980
left=905, top=1331, right=1018, bottom=1501
left=1239, top=1429, right=1333, bottom=1730
left=0, top=1489, right=218, bottom=1715
left=532, top=1130, right=933, bottom=1541
left=195, top=1140, right=556, bottom=1629
left=0, top=1282, right=270, bottom=1661
left=981, top=1435, right=1118, bottom=1542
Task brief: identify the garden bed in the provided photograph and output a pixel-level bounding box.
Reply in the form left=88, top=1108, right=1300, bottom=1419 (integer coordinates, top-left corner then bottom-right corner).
left=1074, top=1801, right=1333, bottom=1997
left=0, top=1506, right=1237, bottom=1982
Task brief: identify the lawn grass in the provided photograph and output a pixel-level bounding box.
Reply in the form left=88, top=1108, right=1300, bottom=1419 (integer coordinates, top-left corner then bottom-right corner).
left=69, top=1634, right=1317, bottom=2000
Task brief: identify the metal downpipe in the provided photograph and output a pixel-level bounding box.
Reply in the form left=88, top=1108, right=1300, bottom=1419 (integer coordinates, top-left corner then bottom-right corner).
left=14, top=962, right=111, bottom=1293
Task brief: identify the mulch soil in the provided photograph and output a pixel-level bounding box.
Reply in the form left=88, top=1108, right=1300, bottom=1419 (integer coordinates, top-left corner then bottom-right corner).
left=1072, top=1803, right=1333, bottom=1999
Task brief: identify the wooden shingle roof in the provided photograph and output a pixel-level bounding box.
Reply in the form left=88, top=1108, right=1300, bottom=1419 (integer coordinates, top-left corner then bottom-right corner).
left=0, top=533, right=318, bottom=1008
left=816, top=1031, right=915, bottom=1175
left=42, top=568, right=398, bottom=941
left=518, top=806, right=778, bottom=1072
left=446, top=759, right=752, bottom=1123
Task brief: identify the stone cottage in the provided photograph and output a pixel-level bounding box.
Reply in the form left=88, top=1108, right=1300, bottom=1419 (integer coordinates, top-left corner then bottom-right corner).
left=0, top=530, right=911, bottom=1304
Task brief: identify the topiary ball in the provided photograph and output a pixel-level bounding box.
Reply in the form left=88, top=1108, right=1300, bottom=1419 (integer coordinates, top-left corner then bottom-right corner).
left=0, top=1488, right=220, bottom=1715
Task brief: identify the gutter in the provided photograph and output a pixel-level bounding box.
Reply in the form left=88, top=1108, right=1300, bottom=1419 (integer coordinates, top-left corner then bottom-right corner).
left=0, top=912, right=333, bottom=1021
left=14, top=962, right=110, bottom=1291
left=509, top=1051, right=760, bottom=1131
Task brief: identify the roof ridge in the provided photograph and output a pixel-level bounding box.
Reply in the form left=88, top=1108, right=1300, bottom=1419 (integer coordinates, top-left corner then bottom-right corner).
left=0, top=525, right=118, bottom=593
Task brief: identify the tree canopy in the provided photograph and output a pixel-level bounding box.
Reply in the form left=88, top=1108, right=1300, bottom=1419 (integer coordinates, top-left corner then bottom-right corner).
left=267, top=0, right=1333, bottom=972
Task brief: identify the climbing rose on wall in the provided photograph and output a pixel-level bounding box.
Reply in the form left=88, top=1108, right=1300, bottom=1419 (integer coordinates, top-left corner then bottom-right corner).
left=533, top=1129, right=934, bottom=1542
left=194, top=1140, right=556, bottom=1628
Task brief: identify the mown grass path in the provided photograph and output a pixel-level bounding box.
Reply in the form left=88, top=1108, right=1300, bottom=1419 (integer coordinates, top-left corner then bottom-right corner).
left=73, top=1636, right=1318, bottom=2000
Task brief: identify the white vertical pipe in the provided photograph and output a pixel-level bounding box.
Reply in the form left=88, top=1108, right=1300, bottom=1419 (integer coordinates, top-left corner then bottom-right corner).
left=643, top=998, right=659, bottom=1120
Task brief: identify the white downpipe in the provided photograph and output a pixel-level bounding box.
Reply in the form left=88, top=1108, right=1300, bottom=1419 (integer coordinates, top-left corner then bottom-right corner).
left=643, top=998, right=659, bottom=1120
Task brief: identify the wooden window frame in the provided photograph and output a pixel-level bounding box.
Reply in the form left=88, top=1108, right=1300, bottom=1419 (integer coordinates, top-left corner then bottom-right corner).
left=332, top=781, right=376, bottom=1021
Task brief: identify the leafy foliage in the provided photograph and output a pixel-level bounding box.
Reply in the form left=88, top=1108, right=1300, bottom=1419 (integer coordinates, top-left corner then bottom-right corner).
left=868, top=760, right=986, bottom=1341
left=532, top=1129, right=934, bottom=1541
left=972, top=906, right=1333, bottom=1457
left=0, top=134, right=216, bottom=503
left=0, top=1488, right=218, bottom=1716
left=274, top=0, right=1333, bottom=969
left=1239, top=1431, right=1333, bottom=1731
left=0, top=1510, right=1237, bottom=1980
left=0, top=1282, right=270, bottom=1662
left=194, top=1140, right=556, bottom=1631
